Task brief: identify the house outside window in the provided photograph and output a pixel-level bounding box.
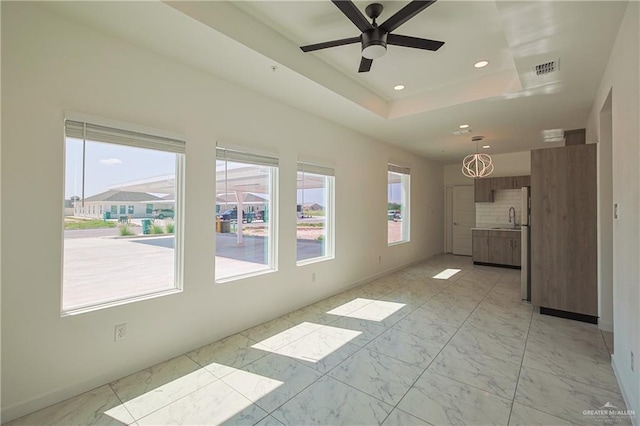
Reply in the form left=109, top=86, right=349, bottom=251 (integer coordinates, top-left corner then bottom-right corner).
left=63, top=118, right=185, bottom=314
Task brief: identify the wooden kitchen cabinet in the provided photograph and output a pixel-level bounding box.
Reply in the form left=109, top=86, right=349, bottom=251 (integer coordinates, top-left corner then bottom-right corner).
left=492, top=176, right=530, bottom=190
left=472, top=230, right=520, bottom=267
left=531, top=143, right=597, bottom=318
left=474, top=178, right=493, bottom=202
left=512, top=175, right=530, bottom=188
left=476, top=175, right=530, bottom=202
left=472, top=230, right=490, bottom=263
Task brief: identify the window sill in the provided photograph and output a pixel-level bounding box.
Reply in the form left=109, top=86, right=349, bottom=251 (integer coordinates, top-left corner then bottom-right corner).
left=61, top=288, right=182, bottom=317
left=215, top=267, right=276, bottom=284
left=296, top=256, right=335, bottom=267
left=388, top=240, right=410, bottom=247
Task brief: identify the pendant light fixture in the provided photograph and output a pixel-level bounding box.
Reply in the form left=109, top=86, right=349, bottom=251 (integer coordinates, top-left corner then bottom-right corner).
left=462, top=136, right=494, bottom=178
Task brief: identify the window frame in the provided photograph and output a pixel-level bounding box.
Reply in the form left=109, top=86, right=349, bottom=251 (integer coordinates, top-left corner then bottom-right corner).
left=296, top=162, right=335, bottom=266
left=387, top=164, right=411, bottom=246
left=214, top=147, right=279, bottom=283
left=61, top=116, right=186, bottom=316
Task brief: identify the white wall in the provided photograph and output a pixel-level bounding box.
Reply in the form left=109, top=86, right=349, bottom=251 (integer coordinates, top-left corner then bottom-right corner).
left=443, top=151, right=531, bottom=186
left=0, top=3, right=444, bottom=420
left=586, top=1, right=639, bottom=418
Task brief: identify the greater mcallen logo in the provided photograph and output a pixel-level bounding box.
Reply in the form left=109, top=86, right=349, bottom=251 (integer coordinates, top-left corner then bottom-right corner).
left=583, top=402, right=636, bottom=423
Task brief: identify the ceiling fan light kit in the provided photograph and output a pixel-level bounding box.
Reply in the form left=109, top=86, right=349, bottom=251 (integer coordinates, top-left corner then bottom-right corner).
left=300, top=0, right=444, bottom=73
left=462, top=136, right=494, bottom=178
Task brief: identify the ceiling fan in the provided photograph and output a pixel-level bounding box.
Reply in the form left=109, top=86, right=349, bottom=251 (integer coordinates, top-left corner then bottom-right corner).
left=300, top=0, right=444, bottom=73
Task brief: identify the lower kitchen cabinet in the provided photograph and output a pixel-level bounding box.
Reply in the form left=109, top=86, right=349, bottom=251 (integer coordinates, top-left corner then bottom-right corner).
left=472, top=230, right=521, bottom=267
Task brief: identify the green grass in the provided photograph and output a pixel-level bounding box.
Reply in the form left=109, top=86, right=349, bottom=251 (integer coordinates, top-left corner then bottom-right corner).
left=65, top=218, right=117, bottom=230
left=118, top=223, right=135, bottom=236
left=298, top=223, right=325, bottom=227
left=165, top=221, right=175, bottom=234
left=304, top=211, right=325, bottom=217
left=151, top=223, right=165, bottom=234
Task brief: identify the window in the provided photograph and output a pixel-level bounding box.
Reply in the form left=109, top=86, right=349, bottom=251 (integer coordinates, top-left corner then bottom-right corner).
left=215, top=147, right=278, bottom=281
left=111, top=205, right=117, bottom=215
left=388, top=164, right=410, bottom=244
left=127, top=205, right=134, bottom=215
left=63, top=119, right=185, bottom=314
left=297, top=162, right=334, bottom=263
left=146, top=204, right=153, bottom=215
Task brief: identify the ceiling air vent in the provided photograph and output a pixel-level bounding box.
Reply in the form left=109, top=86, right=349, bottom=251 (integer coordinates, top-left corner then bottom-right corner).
left=535, top=59, right=559, bottom=76
left=453, top=129, right=471, bottom=136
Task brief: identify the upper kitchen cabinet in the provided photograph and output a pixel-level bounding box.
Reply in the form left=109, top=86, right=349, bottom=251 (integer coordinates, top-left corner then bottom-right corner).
left=475, top=175, right=531, bottom=202
left=491, top=176, right=531, bottom=190
left=531, top=143, right=597, bottom=319
left=474, top=178, right=493, bottom=202
left=564, top=128, right=586, bottom=146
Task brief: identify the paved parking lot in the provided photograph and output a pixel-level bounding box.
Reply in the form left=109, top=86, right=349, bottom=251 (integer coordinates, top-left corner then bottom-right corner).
left=62, top=232, right=324, bottom=311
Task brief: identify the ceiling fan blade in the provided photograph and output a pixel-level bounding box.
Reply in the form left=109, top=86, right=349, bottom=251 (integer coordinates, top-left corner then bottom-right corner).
left=387, top=33, right=444, bottom=51
left=358, top=57, right=373, bottom=73
left=379, top=0, right=437, bottom=33
left=300, top=36, right=361, bottom=52
left=331, top=0, right=373, bottom=33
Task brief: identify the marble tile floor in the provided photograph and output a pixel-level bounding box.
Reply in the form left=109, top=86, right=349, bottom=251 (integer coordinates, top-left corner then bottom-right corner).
left=6, top=255, right=634, bottom=426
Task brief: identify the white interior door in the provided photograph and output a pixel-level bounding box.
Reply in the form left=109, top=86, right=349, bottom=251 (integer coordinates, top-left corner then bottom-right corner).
left=445, top=186, right=453, bottom=253
left=453, top=186, right=475, bottom=256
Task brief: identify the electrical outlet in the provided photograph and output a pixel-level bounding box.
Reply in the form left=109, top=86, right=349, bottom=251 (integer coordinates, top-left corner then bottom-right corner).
left=311, top=272, right=316, bottom=282
left=632, top=351, right=635, bottom=372
left=614, top=203, right=619, bottom=219
left=114, top=323, right=127, bottom=342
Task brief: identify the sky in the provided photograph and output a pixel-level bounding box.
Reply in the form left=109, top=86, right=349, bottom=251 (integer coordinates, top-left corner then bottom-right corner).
left=65, top=138, right=328, bottom=205
left=65, top=138, right=175, bottom=199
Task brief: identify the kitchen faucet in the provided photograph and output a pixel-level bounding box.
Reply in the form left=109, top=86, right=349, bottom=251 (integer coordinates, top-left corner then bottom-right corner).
left=508, top=206, right=517, bottom=228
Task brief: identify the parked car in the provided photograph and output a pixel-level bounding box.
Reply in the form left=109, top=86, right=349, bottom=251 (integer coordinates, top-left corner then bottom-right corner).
left=217, top=209, right=255, bottom=223
left=153, top=209, right=175, bottom=219
left=387, top=210, right=402, bottom=221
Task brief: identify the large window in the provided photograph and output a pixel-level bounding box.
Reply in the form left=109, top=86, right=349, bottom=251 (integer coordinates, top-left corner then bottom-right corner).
left=297, top=162, right=335, bottom=264
left=215, top=147, right=278, bottom=281
left=387, top=164, right=410, bottom=244
left=63, top=119, right=185, bottom=314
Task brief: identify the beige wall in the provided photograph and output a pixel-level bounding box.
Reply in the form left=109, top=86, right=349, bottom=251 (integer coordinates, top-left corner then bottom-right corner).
left=0, top=3, right=444, bottom=420
left=586, top=1, right=639, bottom=416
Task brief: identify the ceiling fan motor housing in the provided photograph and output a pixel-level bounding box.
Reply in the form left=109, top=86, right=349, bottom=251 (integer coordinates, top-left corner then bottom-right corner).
left=362, top=28, right=388, bottom=59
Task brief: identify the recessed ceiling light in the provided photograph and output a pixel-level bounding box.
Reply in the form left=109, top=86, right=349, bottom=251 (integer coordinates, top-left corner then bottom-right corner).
left=459, top=124, right=470, bottom=129
left=393, top=84, right=405, bottom=91
left=474, top=60, right=489, bottom=68
left=482, top=145, right=491, bottom=149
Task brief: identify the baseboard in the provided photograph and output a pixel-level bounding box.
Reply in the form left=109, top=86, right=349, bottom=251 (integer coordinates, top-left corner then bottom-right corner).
left=611, top=354, right=639, bottom=426
left=344, top=252, right=444, bottom=290
left=0, top=341, right=199, bottom=423
left=539, top=307, right=598, bottom=324
left=1, top=251, right=445, bottom=423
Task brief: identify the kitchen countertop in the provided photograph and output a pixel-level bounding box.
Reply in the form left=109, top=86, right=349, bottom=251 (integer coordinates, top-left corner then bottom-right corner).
left=472, top=227, right=521, bottom=232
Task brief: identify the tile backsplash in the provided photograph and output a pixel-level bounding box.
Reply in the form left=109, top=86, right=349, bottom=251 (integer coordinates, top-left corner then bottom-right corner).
left=476, top=189, right=522, bottom=227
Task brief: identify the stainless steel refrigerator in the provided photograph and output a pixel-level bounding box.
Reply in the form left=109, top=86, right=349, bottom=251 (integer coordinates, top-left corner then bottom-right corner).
left=521, top=186, right=531, bottom=301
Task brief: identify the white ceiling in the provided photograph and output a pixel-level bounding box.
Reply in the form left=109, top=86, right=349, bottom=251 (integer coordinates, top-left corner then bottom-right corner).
left=42, top=1, right=628, bottom=164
